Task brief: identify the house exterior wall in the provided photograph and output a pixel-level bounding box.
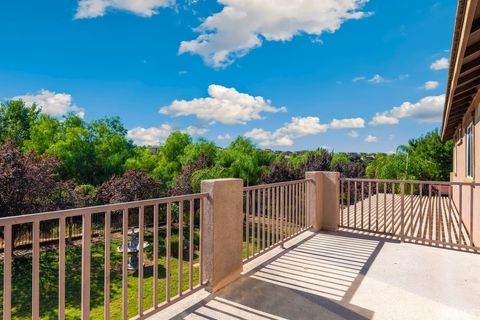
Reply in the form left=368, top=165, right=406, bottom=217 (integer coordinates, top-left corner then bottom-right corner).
left=450, top=91, right=480, bottom=246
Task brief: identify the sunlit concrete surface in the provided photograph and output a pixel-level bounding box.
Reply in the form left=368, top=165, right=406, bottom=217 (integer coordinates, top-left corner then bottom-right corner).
left=150, top=230, right=480, bottom=320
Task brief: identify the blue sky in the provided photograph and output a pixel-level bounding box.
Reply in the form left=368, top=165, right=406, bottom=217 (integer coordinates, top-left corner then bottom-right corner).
left=0, top=0, right=456, bottom=152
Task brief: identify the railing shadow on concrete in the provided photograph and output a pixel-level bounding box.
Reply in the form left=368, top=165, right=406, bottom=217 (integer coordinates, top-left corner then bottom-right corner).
left=171, top=231, right=396, bottom=320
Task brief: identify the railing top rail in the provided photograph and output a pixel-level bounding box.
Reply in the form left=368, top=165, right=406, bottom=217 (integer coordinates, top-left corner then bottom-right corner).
left=243, top=178, right=313, bottom=191
left=0, top=192, right=209, bottom=226
left=340, top=177, right=480, bottom=186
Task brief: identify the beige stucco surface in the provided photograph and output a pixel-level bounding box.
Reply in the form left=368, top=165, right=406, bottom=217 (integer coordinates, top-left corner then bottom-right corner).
left=201, top=178, right=244, bottom=292
left=150, top=231, right=480, bottom=320
left=306, top=171, right=340, bottom=232
left=451, top=92, right=479, bottom=246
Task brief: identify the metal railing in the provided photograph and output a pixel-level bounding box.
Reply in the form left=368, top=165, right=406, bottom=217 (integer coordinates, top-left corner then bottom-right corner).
left=0, top=193, right=208, bottom=320
left=339, top=178, right=479, bottom=250
left=243, top=179, right=313, bottom=261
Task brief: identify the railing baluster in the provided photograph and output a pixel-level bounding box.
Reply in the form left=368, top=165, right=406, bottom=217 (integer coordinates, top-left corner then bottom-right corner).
left=383, top=182, right=387, bottom=233
left=267, top=187, right=271, bottom=247
left=391, top=182, right=395, bottom=235
left=296, top=183, right=300, bottom=233
left=166, top=202, right=172, bottom=301
left=300, top=183, right=303, bottom=230
left=340, top=180, right=343, bottom=226
left=428, top=184, right=432, bottom=243
left=280, top=186, right=284, bottom=244
left=274, top=187, right=277, bottom=244
left=252, top=190, right=256, bottom=255
left=410, top=183, right=414, bottom=238
left=104, top=212, right=111, bottom=320
left=459, top=185, right=463, bottom=244
left=354, top=181, right=357, bottom=228
left=361, top=181, right=364, bottom=229
left=81, top=214, right=91, bottom=320
left=448, top=186, right=453, bottom=244
left=189, top=200, right=194, bottom=290
left=376, top=182, right=379, bottom=232
left=32, top=221, right=40, bottom=319
left=122, top=209, right=128, bottom=320
left=288, top=185, right=291, bottom=235
left=59, top=217, right=66, bottom=320
left=347, top=182, right=351, bottom=228
left=287, top=184, right=291, bottom=237
left=3, top=224, right=12, bottom=320
left=401, top=182, right=405, bottom=241
left=291, top=184, right=295, bottom=234
left=262, top=188, right=266, bottom=251
left=368, top=182, right=372, bottom=230
left=419, top=184, right=423, bottom=239
left=303, top=183, right=306, bottom=229
left=138, top=206, right=144, bottom=316
left=470, top=184, right=474, bottom=247
left=246, top=190, right=250, bottom=259
left=154, top=204, right=159, bottom=306
left=178, top=201, right=184, bottom=296
left=257, top=189, right=261, bottom=253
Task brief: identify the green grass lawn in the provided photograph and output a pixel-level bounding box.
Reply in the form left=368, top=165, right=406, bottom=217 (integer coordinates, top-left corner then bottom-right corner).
left=0, top=220, right=299, bottom=319
left=0, top=229, right=200, bottom=320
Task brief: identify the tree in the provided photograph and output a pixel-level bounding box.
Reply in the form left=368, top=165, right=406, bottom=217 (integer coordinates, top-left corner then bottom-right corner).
left=46, top=114, right=95, bottom=183
left=0, top=100, right=40, bottom=145
left=180, top=138, right=218, bottom=166
left=0, top=141, right=60, bottom=216
left=260, top=159, right=302, bottom=184
left=215, top=137, right=265, bottom=185
left=156, top=132, right=192, bottom=186
left=124, top=146, right=161, bottom=174
left=172, top=154, right=212, bottom=195
left=366, top=130, right=453, bottom=181
left=23, top=114, right=61, bottom=154
left=88, top=117, right=133, bottom=184
left=96, top=169, right=163, bottom=203
left=330, top=152, right=366, bottom=178
left=301, top=149, right=332, bottom=172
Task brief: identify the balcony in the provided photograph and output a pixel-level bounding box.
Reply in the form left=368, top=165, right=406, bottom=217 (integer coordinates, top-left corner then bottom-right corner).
left=153, top=231, right=480, bottom=320
left=0, top=172, right=478, bottom=319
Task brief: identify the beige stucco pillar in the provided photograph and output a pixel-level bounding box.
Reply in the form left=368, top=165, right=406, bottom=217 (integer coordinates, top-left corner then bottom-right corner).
left=305, top=171, right=340, bottom=232
left=201, top=178, right=243, bottom=292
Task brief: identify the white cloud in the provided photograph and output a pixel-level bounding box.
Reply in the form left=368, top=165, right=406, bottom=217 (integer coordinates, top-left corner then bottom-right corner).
left=183, top=126, right=208, bottom=136
left=160, top=84, right=286, bottom=125
left=127, top=124, right=173, bottom=146
left=12, top=90, right=85, bottom=118
left=75, top=0, right=174, bottom=19
left=245, top=116, right=328, bottom=147
left=390, top=94, right=445, bottom=122
left=364, top=135, right=377, bottom=143
left=370, top=112, right=400, bottom=125
left=353, top=74, right=390, bottom=84
left=368, top=74, right=389, bottom=83
left=369, top=94, right=445, bottom=125
left=330, top=117, right=365, bottom=129
left=217, top=133, right=232, bottom=141
left=179, top=0, right=371, bottom=68
left=421, top=81, right=439, bottom=90
left=430, top=57, right=449, bottom=70
left=352, top=76, right=366, bottom=82
left=348, top=130, right=359, bottom=138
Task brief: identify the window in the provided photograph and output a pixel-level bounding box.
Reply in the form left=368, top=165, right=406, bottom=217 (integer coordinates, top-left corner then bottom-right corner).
left=466, top=123, right=474, bottom=178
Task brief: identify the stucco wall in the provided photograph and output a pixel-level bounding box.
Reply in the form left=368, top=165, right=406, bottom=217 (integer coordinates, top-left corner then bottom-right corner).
left=451, top=91, right=479, bottom=246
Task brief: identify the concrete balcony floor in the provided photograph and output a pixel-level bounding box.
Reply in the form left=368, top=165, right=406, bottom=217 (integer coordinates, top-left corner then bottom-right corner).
left=151, top=230, right=480, bottom=320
